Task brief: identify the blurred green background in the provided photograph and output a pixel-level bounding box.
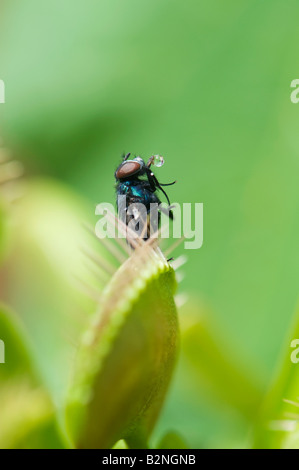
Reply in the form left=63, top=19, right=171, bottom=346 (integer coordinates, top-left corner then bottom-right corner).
left=0, top=0, right=299, bottom=448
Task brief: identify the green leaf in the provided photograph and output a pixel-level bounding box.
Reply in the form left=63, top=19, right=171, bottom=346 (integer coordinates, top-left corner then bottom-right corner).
left=65, top=246, right=179, bottom=449
left=112, top=439, right=129, bottom=450
left=0, top=379, right=64, bottom=449
left=0, top=200, right=7, bottom=264
left=0, top=305, right=66, bottom=448
left=254, top=304, right=299, bottom=449
left=179, top=301, right=264, bottom=420
left=156, top=431, right=189, bottom=449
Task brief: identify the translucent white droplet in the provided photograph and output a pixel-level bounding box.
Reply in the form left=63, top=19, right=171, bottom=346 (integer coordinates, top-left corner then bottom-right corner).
left=151, top=155, right=164, bottom=167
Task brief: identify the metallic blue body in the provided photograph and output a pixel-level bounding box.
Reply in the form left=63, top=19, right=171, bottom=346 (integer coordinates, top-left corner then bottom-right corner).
left=116, top=179, right=161, bottom=212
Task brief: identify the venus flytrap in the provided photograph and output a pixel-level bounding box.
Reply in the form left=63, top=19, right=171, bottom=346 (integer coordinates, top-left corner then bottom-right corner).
left=0, top=159, right=182, bottom=448
left=65, top=239, right=179, bottom=449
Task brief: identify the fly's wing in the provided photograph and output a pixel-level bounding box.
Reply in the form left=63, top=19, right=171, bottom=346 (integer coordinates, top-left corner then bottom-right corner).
left=125, top=199, right=162, bottom=244
left=116, top=191, right=128, bottom=227
left=126, top=201, right=151, bottom=242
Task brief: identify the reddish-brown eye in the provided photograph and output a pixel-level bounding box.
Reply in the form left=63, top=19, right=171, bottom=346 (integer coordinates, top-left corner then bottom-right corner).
left=115, top=161, right=141, bottom=179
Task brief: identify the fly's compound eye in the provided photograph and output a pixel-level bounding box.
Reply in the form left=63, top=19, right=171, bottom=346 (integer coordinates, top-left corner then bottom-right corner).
left=115, top=160, right=141, bottom=179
